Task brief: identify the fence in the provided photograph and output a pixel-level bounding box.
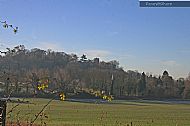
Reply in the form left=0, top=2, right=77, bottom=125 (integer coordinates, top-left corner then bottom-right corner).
left=0, top=100, right=6, bottom=126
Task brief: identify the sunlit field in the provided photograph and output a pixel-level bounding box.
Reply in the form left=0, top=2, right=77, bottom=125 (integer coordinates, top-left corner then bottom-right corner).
left=7, top=98, right=190, bottom=126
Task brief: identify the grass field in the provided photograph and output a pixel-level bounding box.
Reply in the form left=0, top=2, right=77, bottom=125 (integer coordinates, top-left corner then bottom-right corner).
left=6, top=98, right=190, bottom=126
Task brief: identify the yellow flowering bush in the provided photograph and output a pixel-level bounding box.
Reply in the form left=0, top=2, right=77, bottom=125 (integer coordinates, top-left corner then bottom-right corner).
left=59, top=93, right=65, bottom=101
left=106, top=95, right=114, bottom=101
left=37, top=83, right=48, bottom=90
left=93, top=91, right=102, bottom=97
left=102, top=95, right=107, bottom=100
left=92, top=90, right=114, bottom=101
left=37, top=79, right=49, bottom=91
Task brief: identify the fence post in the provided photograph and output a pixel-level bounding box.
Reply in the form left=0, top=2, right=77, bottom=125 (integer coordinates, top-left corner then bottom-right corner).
left=0, top=100, right=6, bottom=126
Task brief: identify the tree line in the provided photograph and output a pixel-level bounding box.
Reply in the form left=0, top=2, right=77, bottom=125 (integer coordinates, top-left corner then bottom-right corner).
left=0, top=45, right=190, bottom=99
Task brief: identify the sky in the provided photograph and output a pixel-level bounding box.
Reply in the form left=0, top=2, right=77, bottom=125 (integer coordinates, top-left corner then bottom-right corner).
left=0, top=0, right=190, bottom=79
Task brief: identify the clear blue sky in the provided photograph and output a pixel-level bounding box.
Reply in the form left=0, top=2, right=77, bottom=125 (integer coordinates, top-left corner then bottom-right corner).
left=0, top=0, right=190, bottom=78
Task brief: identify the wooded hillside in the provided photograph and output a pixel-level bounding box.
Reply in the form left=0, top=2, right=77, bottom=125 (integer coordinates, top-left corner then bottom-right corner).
left=0, top=45, right=190, bottom=99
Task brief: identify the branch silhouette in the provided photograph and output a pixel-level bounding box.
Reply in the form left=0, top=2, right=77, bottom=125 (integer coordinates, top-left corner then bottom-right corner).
left=0, top=20, right=18, bottom=34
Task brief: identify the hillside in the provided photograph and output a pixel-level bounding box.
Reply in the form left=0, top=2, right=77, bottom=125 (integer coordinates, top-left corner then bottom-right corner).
left=0, top=45, right=190, bottom=99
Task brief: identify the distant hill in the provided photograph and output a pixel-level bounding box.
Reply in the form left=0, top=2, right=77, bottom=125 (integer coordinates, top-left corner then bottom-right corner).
left=0, top=45, right=190, bottom=99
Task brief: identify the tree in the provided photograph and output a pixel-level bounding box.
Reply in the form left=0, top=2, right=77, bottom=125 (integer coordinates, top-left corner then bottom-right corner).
left=109, top=60, right=119, bottom=69
left=162, top=70, right=175, bottom=97
left=80, top=54, right=87, bottom=62
left=176, top=78, right=185, bottom=97
left=184, top=79, right=190, bottom=98
left=163, top=70, right=169, bottom=76
left=183, top=74, right=190, bottom=98
left=138, top=72, right=146, bottom=96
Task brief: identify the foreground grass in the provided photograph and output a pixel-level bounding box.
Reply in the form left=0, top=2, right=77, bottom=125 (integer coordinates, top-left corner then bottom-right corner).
left=7, top=98, right=190, bottom=126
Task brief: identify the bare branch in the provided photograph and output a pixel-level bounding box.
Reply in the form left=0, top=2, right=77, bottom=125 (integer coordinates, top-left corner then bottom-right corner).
left=30, top=98, right=54, bottom=126
left=0, top=20, right=18, bottom=33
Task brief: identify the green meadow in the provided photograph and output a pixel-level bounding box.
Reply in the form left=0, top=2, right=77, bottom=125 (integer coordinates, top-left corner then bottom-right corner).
left=7, top=98, right=190, bottom=126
